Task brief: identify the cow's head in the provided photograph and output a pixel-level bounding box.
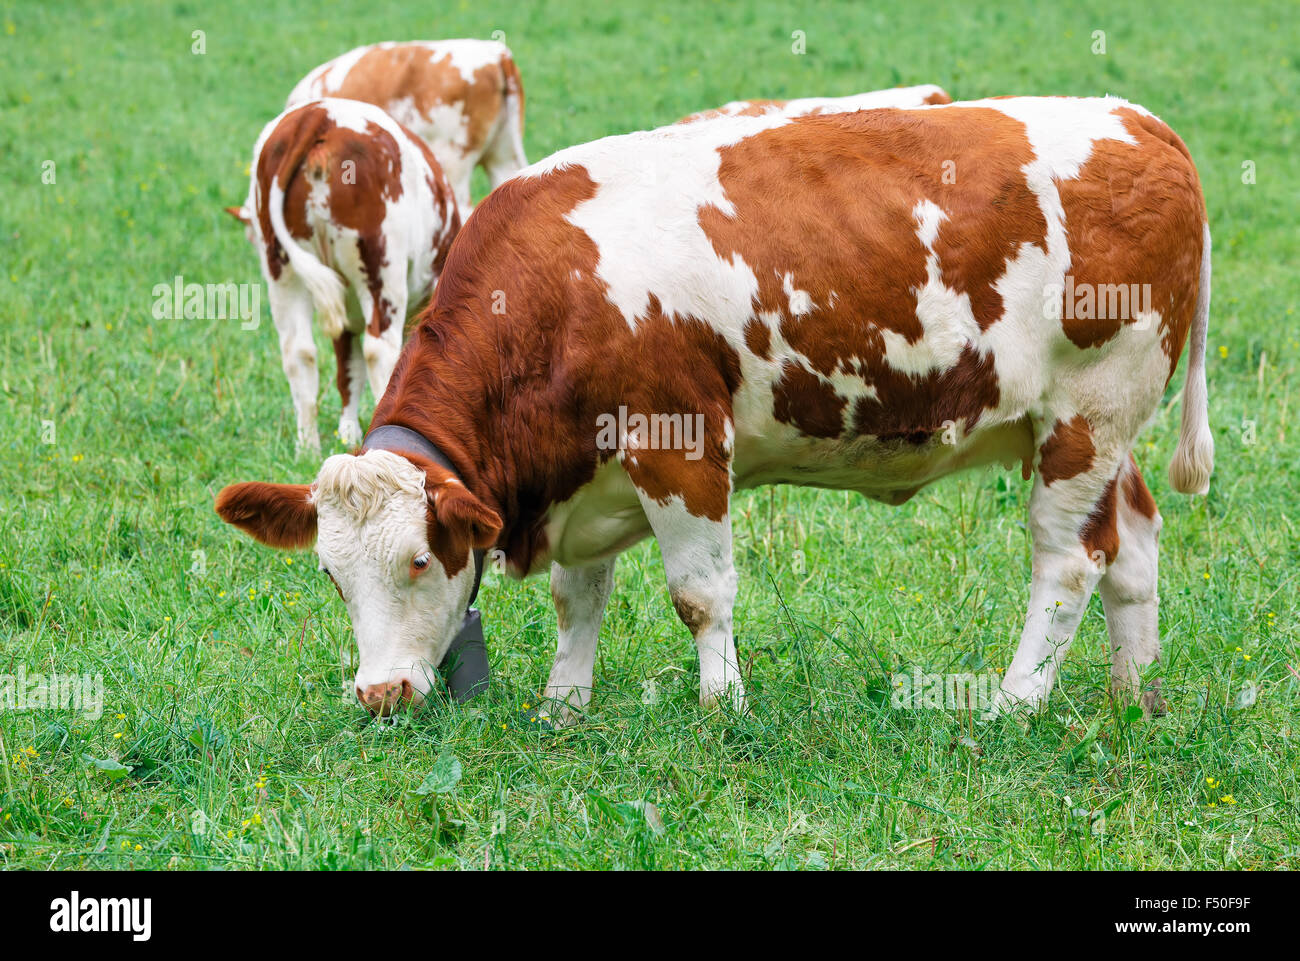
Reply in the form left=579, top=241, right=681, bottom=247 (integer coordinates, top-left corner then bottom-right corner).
left=215, top=450, right=502, bottom=715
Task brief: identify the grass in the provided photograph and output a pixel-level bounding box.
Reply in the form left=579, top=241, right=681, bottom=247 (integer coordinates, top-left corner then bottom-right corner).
left=1, top=0, right=1297, bottom=869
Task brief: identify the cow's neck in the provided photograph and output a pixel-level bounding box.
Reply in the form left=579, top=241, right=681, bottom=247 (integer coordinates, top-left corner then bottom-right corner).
left=369, top=317, right=555, bottom=575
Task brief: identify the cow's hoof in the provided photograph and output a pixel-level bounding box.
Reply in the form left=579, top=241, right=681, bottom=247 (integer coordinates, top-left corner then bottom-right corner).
left=1110, top=678, right=1168, bottom=718
left=700, top=683, right=748, bottom=715
left=1140, top=685, right=1168, bottom=718
left=339, top=422, right=363, bottom=447
left=990, top=686, right=1043, bottom=722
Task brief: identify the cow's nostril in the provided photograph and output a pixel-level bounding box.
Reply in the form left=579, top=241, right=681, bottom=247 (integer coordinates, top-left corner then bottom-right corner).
left=358, top=683, right=389, bottom=715
left=357, top=681, right=415, bottom=717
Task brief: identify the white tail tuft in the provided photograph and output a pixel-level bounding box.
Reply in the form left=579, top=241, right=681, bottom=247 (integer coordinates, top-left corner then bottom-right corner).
left=1169, top=222, right=1214, bottom=495
left=267, top=179, right=348, bottom=340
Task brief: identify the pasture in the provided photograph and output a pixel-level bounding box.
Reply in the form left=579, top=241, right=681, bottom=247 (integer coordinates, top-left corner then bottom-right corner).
left=1, top=0, right=1297, bottom=870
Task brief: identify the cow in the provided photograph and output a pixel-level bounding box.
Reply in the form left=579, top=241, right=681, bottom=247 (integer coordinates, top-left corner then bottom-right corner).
left=677, top=83, right=952, bottom=123
left=215, top=96, right=1214, bottom=725
left=285, top=39, right=528, bottom=214
left=225, top=98, right=460, bottom=453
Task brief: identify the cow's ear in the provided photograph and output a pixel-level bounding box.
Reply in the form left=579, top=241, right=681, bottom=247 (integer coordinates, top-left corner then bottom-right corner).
left=215, top=482, right=317, bottom=548
left=427, top=483, right=502, bottom=570
left=224, top=205, right=251, bottom=225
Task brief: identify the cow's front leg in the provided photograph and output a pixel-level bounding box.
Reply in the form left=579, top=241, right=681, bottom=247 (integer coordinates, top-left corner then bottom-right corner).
left=631, top=486, right=744, bottom=712
left=537, top=558, right=616, bottom=727
left=996, top=453, right=1124, bottom=713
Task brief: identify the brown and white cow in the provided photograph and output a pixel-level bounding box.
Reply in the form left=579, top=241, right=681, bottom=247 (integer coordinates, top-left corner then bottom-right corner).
left=216, top=96, right=1214, bottom=723
left=227, top=98, right=460, bottom=452
left=286, top=40, right=528, bottom=214
left=677, top=83, right=952, bottom=123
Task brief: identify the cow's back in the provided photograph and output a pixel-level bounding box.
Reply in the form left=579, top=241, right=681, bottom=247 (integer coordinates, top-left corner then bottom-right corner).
left=402, top=96, right=1206, bottom=525
left=288, top=41, right=514, bottom=160
left=679, top=84, right=953, bottom=123
left=247, top=99, right=458, bottom=326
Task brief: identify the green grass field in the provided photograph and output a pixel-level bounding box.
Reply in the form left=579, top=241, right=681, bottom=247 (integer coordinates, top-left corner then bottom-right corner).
left=1, top=0, right=1297, bottom=870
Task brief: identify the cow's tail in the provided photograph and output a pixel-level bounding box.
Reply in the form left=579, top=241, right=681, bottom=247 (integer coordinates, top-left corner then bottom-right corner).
left=266, top=108, right=348, bottom=340
left=483, top=49, right=527, bottom=187
left=1168, top=222, right=1214, bottom=495
left=501, top=52, right=526, bottom=139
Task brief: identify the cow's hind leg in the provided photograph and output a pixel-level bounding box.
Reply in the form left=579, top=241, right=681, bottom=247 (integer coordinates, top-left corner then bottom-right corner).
left=1099, top=454, right=1167, bottom=715
left=331, top=329, right=366, bottom=446
left=267, top=278, right=320, bottom=454
left=436, top=151, right=475, bottom=220
left=357, top=277, right=406, bottom=402
left=537, top=557, right=617, bottom=727
left=336, top=230, right=406, bottom=405
left=997, top=429, right=1127, bottom=713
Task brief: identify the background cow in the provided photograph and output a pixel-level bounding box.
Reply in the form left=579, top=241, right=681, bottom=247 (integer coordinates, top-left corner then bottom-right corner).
left=286, top=39, right=528, bottom=214
left=226, top=98, right=460, bottom=452
left=217, top=96, right=1213, bottom=725
left=678, top=83, right=953, bottom=122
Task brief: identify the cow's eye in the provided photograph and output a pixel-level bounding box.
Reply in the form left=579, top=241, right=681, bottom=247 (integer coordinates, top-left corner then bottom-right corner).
left=412, top=551, right=431, bottom=572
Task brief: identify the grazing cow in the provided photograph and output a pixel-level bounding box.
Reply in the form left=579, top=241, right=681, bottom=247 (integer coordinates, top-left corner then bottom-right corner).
left=226, top=98, right=460, bottom=452
left=678, top=83, right=952, bottom=123
left=216, top=96, right=1213, bottom=724
left=285, top=39, right=528, bottom=214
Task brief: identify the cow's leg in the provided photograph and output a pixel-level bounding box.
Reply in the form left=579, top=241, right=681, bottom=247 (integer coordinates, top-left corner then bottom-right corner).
left=1099, top=455, right=1167, bottom=715
left=435, top=152, right=475, bottom=219
left=267, top=278, right=320, bottom=454
left=331, top=329, right=366, bottom=446
left=627, top=472, right=743, bottom=711
left=996, top=454, right=1125, bottom=712
left=358, top=281, right=406, bottom=401
left=537, top=557, right=617, bottom=727
left=482, top=109, right=528, bottom=191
